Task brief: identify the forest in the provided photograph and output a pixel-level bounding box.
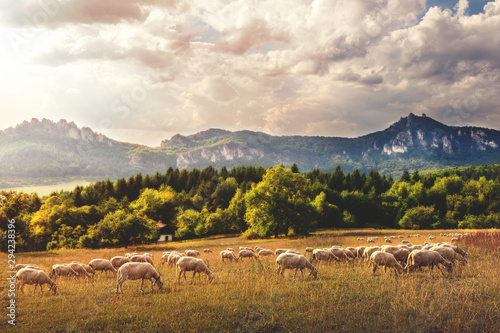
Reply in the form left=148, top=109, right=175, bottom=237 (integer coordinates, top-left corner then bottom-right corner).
left=1, top=163, right=500, bottom=252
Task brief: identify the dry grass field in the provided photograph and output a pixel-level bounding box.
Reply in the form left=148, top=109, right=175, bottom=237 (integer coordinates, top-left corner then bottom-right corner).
left=3, top=229, right=500, bottom=332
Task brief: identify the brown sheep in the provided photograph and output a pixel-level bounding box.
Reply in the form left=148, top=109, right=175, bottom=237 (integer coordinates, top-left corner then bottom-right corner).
left=406, top=250, right=453, bottom=275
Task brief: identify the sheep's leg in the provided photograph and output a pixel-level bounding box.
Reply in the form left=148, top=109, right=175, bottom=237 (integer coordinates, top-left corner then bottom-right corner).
left=140, top=278, right=145, bottom=292
left=372, top=263, right=377, bottom=275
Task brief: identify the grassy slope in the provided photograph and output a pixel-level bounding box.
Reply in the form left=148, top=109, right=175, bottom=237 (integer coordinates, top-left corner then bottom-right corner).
left=3, top=229, right=500, bottom=332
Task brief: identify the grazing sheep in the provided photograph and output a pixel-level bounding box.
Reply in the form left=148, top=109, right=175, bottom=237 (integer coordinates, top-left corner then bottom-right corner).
left=111, top=256, right=131, bottom=269
left=143, top=253, right=153, bottom=258
left=176, top=257, right=214, bottom=284
left=116, top=262, right=163, bottom=294
left=369, top=251, right=403, bottom=275
left=83, top=264, right=95, bottom=276
left=239, top=247, right=255, bottom=253
left=160, top=253, right=170, bottom=265
left=16, top=268, right=57, bottom=295
left=305, top=247, right=314, bottom=253
left=130, top=255, right=154, bottom=266
left=285, top=249, right=301, bottom=255
left=342, top=248, right=356, bottom=260
left=357, top=237, right=365, bottom=241
left=14, top=264, right=40, bottom=271
left=227, top=248, right=234, bottom=252
left=367, top=238, right=375, bottom=243
left=203, top=249, right=212, bottom=253
left=362, top=246, right=381, bottom=261
left=68, top=262, right=92, bottom=279
left=356, top=246, right=367, bottom=258
left=254, top=246, right=263, bottom=252
left=258, top=249, right=275, bottom=257
left=311, top=249, right=339, bottom=263
left=385, top=238, right=392, bottom=243
left=125, top=252, right=139, bottom=258
left=381, top=246, right=411, bottom=265
left=401, top=240, right=410, bottom=244
left=220, top=250, right=238, bottom=262
left=440, top=244, right=468, bottom=258
left=50, top=264, right=79, bottom=280
left=276, top=253, right=318, bottom=279
left=88, top=259, right=117, bottom=277
left=167, top=253, right=186, bottom=266
left=406, top=250, right=453, bottom=275
left=238, top=250, right=258, bottom=260
left=429, top=246, right=465, bottom=265
left=275, top=249, right=287, bottom=255
left=329, top=247, right=353, bottom=262
left=185, top=250, right=201, bottom=257
left=345, top=247, right=358, bottom=258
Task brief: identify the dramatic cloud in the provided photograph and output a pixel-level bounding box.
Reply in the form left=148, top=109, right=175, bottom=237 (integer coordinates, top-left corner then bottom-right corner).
left=0, top=0, right=499, bottom=146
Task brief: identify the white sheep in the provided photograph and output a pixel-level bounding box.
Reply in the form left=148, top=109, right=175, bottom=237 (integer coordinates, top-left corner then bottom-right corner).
left=238, top=249, right=258, bottom=260
left=311, top=249, right=339, bottom=263
left=369, top=251, right=403, bottom=275
left=50, top=264, right=79, bottom=280
left=285, top=249, right=301, bottom=255
left=185, top=250, right=201, bottom=257
left=116, top=262, right=163, bottom=294
left=258, top=249, right=275, bottom=257
left=110, top=256, right=131, bottom=269
left=130, top=254, right=154, bottom=266
left=276, top=253, right=318, bottom=279
left=406, top=250, right=453, bottom=275
left=227, top=248, right=234, bottom=252
left=176, top=257, right=214, bottom=284
left=239, top=246, right=255, bottom=252
left=345, top=247, right=358, bottom=258
left=14, top=264, right=40, bottom=270
left=305, top=247, right=314, bottom=253
left=429, top=246, right=465, bottom=265
left=362, top=246, right=381, bottom=261
left=203, top=249, right=212, bottom=253
left=274, top=249, right=287, bottom=255
left=381, top=246, right=410, bottom=265
left=220, top=250, right=238, bottom=262
left=88, top=259, right=118, bottom=277
left=440, top=244, right=468, bottom=258
left=83, top=264, right=95, bottom=276
left=68, top=262, right=92, bottom=279
left=167, top=253, right=185, bottom=266
left=16, top=268, right=57, bottom=295
left=329, top=247, right=353, bottom=263
left=356, top=246, right=367, bottom=258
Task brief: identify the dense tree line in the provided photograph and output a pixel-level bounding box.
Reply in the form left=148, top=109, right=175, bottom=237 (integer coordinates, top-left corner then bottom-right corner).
left=2, top=164, right=500, bottom=251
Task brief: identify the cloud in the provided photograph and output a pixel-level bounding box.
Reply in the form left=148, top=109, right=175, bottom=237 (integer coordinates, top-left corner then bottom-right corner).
left=1, top=0, right=500, bottom=146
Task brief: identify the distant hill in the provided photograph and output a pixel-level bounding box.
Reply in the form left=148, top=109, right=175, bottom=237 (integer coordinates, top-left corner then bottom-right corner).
left=1, top=114, right=499, bottom=188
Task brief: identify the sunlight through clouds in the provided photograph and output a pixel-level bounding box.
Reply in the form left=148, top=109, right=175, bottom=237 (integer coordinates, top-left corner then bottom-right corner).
left=0, top=0, right=499, bottom=145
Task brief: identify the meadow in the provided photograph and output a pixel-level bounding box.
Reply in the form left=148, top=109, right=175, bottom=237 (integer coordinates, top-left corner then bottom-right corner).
left=3, top=229, right=500, bottom=333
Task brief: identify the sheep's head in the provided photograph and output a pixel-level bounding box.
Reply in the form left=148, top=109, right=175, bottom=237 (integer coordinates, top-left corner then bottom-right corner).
left=445, top=262, right=453, bottom=273
left=208, top=273, right=215, bottom=283
left=155, top=276, right=164, bottom=289
left=309, top=268, right=318, bottom=279
left=49, top=283, right=58, bottom=294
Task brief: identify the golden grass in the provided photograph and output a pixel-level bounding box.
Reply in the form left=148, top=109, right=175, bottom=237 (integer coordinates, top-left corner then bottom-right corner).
left=3, top=229, right=500, bottom=332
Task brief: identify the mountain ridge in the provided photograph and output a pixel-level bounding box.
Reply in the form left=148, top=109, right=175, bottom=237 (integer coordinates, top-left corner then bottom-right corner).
left=1, top=114, right=499, bottom=188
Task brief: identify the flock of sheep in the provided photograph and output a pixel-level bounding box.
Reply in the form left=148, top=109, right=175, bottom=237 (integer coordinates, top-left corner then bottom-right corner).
left=15, top=235, right=469, bottom=295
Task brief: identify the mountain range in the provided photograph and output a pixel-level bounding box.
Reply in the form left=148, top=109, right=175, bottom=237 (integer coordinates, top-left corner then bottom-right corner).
left=1, top=113, right=499, bottom=188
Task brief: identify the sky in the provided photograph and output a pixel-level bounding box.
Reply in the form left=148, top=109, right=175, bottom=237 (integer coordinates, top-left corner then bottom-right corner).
left=0, top=0, right=499, bottom=147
